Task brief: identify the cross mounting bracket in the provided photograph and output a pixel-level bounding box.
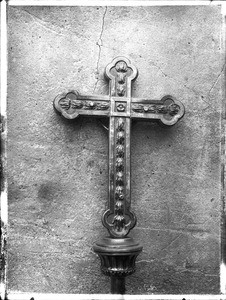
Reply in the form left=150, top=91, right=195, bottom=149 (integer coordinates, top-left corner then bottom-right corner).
left=53, top=56, right=185, bottom=294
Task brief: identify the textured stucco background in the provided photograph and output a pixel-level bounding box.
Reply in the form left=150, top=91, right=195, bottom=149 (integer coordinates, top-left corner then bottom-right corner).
left=7, top=5, right=224, bottom=294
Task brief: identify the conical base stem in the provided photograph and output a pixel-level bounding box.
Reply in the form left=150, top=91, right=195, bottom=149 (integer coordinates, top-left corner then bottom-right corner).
left=93, top=237, right=142, bottom=294
left=111, top=276, right=125, bottom=294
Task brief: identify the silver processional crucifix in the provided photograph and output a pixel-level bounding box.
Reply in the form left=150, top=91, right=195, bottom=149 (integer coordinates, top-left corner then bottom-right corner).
left=53, top=56, right=185, bottom=294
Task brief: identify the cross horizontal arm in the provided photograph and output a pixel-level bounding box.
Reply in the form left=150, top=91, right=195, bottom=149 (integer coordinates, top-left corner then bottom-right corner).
left=54, top=91, right=184, bottom=126
left=54, top=91, right=110, bottom=119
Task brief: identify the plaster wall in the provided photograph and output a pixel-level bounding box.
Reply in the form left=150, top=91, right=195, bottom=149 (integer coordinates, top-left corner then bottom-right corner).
left=7, top=5, right=224, bottom=294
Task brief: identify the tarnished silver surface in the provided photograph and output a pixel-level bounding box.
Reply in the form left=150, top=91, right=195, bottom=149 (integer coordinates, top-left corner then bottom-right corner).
left=53, top=56, right=185, bottom=294
left=53, top=56, right=185, bottom=238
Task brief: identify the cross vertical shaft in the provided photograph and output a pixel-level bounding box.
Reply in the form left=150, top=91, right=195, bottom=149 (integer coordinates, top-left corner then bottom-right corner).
left=103, top=57, right=138, bottom=238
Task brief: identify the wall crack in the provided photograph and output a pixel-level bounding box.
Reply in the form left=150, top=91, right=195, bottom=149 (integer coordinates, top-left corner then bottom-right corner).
left=207, top=62, right=226, bottom=97
left=93, top=6, right=107, bottom=93
left=19, top=7, right=92, bottom=42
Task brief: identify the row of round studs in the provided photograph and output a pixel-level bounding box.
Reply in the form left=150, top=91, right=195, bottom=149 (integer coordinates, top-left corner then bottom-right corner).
left=112, top=118, right=126, bottom=231
left=115, top=61, right=127, bottom=97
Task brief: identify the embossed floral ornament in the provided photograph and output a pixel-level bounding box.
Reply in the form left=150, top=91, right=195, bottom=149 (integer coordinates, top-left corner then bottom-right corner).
left=117, top=103, right=126, bottom=112
left=116, top=171, right=124, bottom=184
left=113, top=214, right=126, bottom=231
left=116, top=145, right=124, bottom=157
left=115, top=185, right=124, bottom=199
left=115, top=61, right=128, bottom=73
left=117, top=73, right=126, bottom=84
left=116, top=158, right=124, bottom=171
left=55, top=91, right=110, bottom=119
left=132, top=101, right=182, bottom=118
left=59, top=98, right=70, bottom=110
left=117, top=118, right=124, bottom=130
left=115, top=200, right=123, bottom=210
left=117, top=86, right=125, bottom=97
left=59, top=92, right=83, bottom=110
left=84, top=101, right=96, bottom=110
left=168, top=103, right=180, bottom=116
left=117, top=132, right=124, bottom=144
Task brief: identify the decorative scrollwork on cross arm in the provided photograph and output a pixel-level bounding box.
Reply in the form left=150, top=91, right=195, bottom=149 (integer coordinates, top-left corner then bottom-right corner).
left=53, top=91, right=110, bottom=119
left=132, top=103, right=180, bottom=115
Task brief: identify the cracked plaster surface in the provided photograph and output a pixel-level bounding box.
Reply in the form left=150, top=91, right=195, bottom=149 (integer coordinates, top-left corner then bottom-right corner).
left=93, top=6, right=108, bottom=93
left=7, top=5, right=223, bottom=294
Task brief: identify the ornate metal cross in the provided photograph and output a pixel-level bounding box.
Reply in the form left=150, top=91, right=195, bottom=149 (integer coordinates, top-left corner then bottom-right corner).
left=53, top=56, right=185, bottom=294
